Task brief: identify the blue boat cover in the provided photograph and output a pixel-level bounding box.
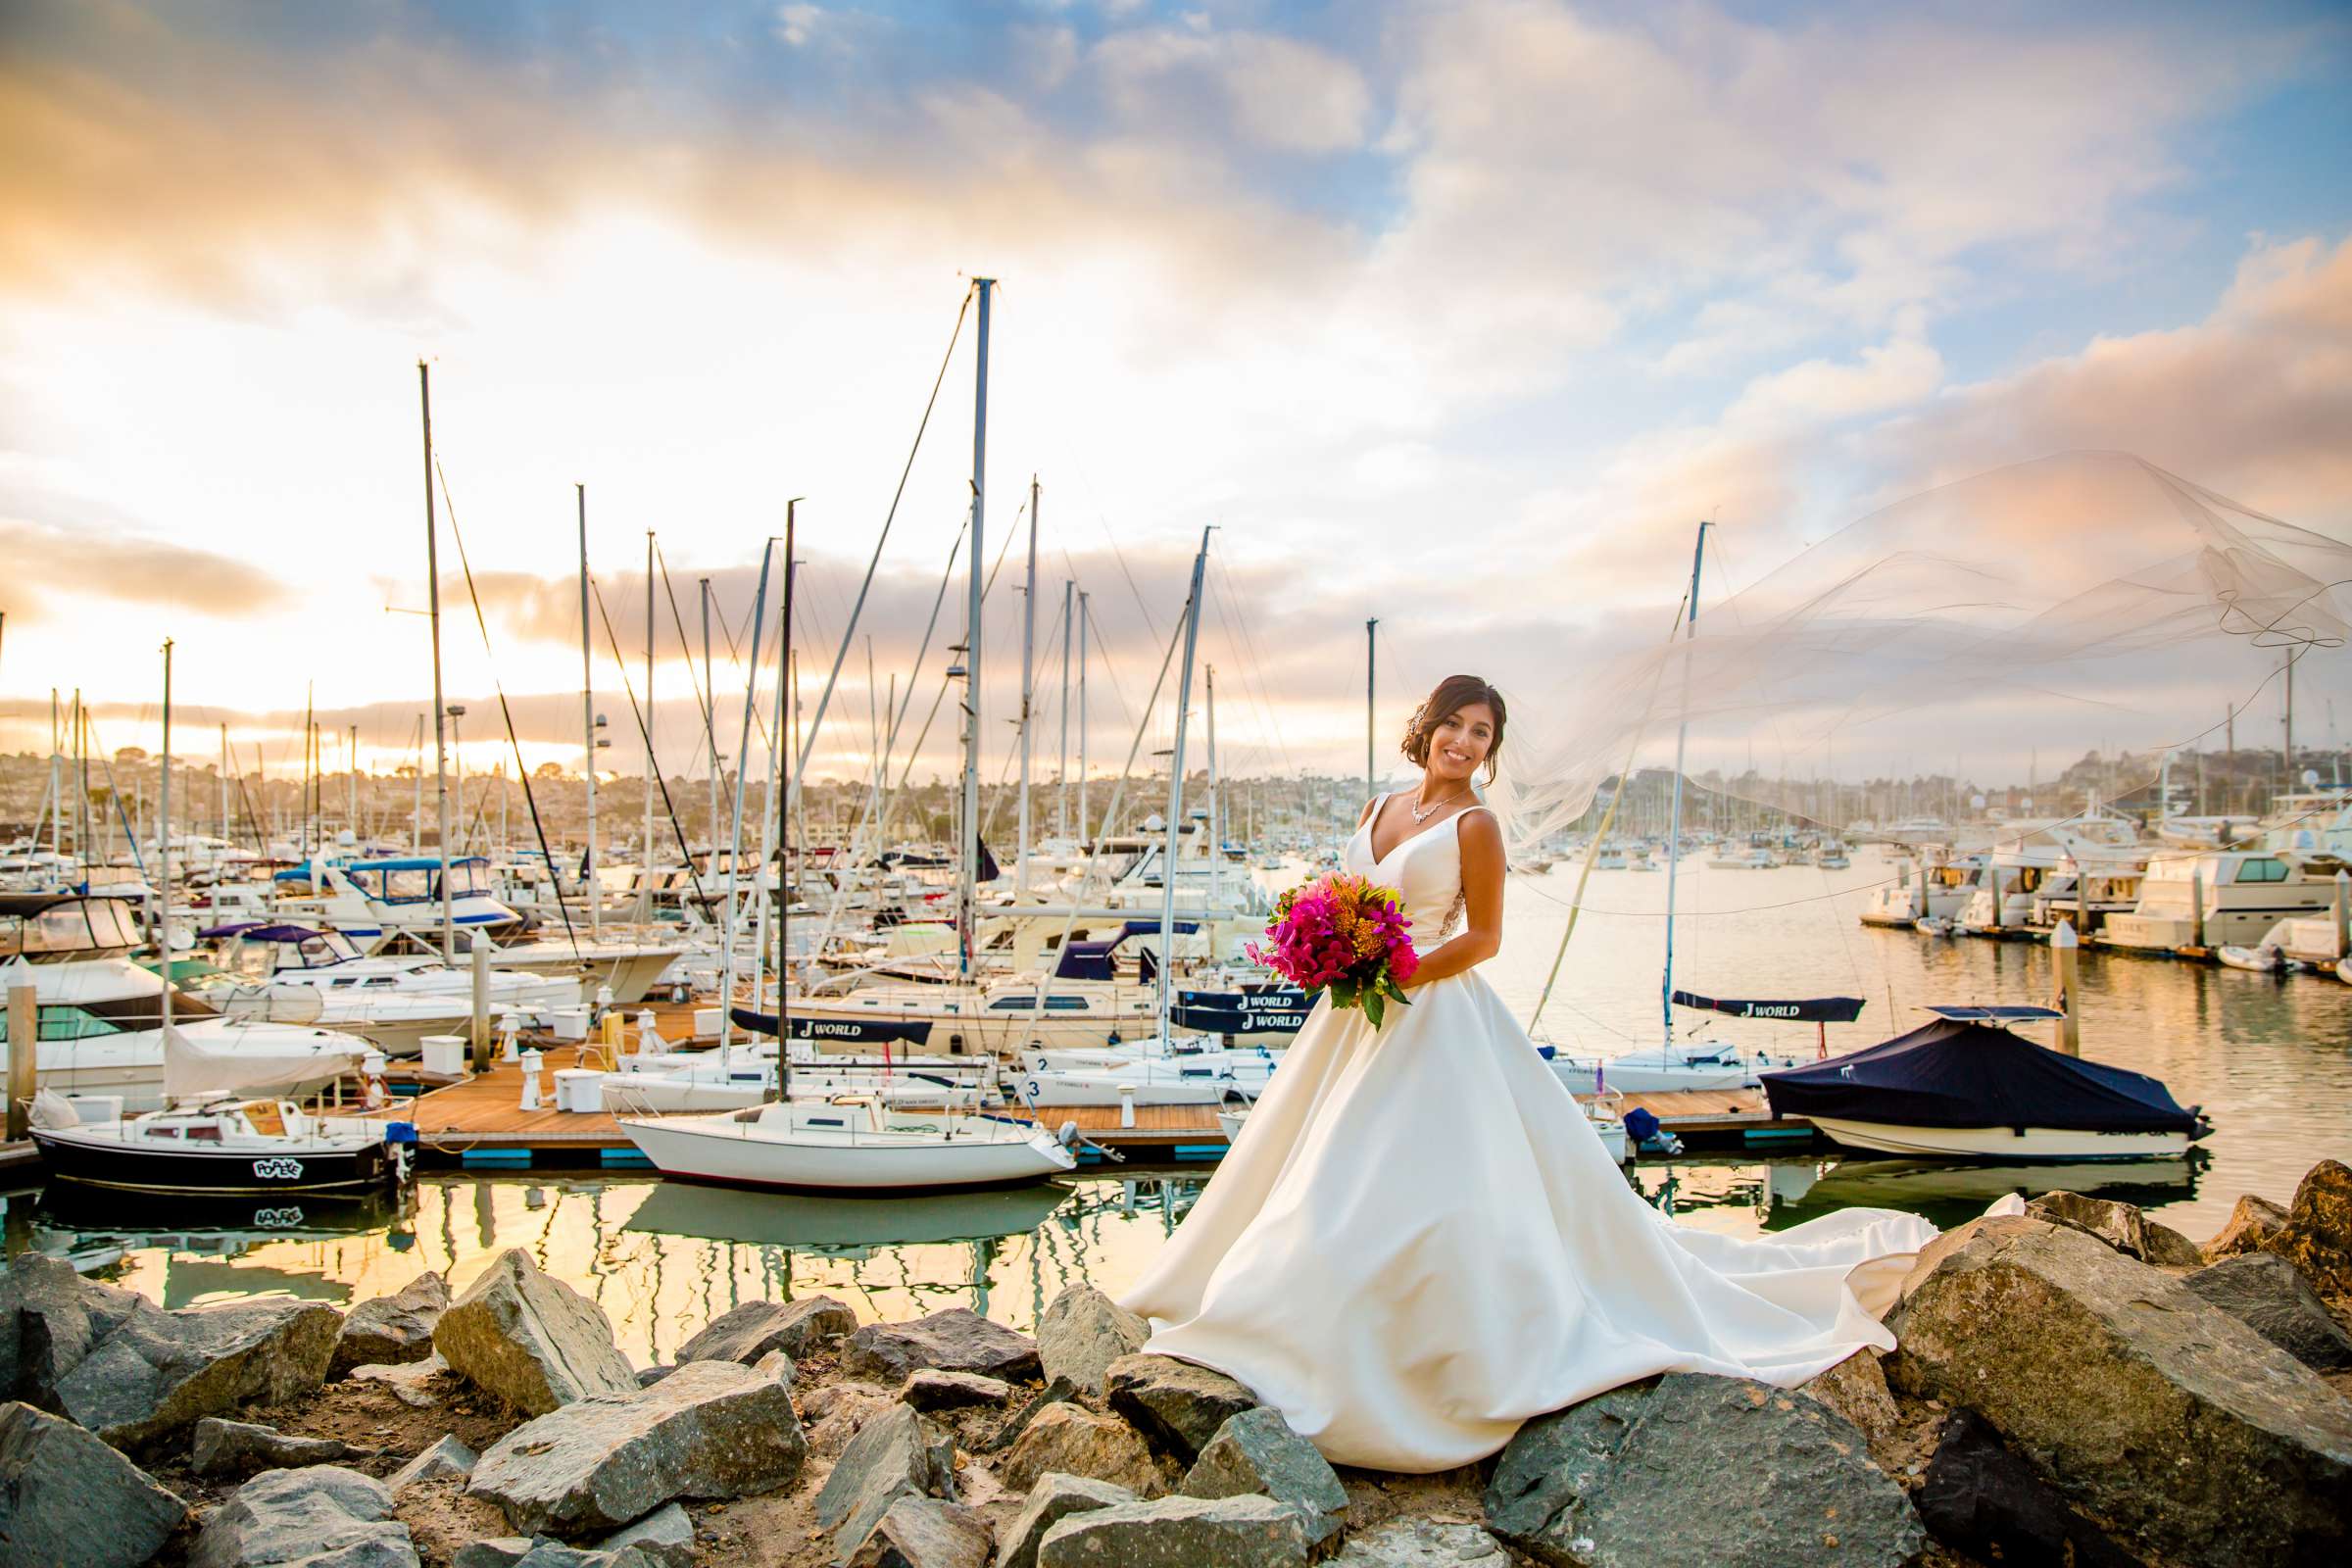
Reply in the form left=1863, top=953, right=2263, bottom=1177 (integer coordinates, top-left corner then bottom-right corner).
left=1671, top=991, right=1864, bottom=1023
left=1760, top=1017, right=2199, bottom=1134
left=729, top=1006, right=933, bottom=1047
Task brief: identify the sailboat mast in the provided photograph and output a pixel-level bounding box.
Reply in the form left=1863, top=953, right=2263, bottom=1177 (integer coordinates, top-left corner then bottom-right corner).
left=775, top=500, right=797, bottom=1087
left=1077, top=591, right=1090, bottom=849
left=720, top=543, right=774, bottom=1055
left=1159, top=530, right=1212, bottom=1033
left=1016, top=474, right=1039, bottom=895
left=702, top=578, right=716, bottom=862
left=1058, top=579, right=1073, bottom=842
left=578, top=484, right=600, bottom=940
left=1205, top=663, right=1219, bottom=911
left=644, top=531, right=656, bottom=876
left=1659, top=519, right=1709, bottom=1049
left=959, top=276, right=994, bottom=977
left=1364, top=618, right=1377, bottom=806
left=419, top=363, right=455, bottom=963
left=764, top=501, right=800, bottom=1006
left=159, top=639, right=172, bottom=1034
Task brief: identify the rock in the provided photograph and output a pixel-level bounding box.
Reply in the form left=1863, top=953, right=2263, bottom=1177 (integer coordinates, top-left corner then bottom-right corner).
left=634, top=1365, right=675, bottom=1388
left=1036, top=1494, right=1310, bottom=1568
left=55, top=1296, right=344, bottom=1449
left=1486, top=1373, right=1924, bottom=1568
left=434, top=1249, right=638, bottom=1416
left=1887, top=1213, right=2352, bottom=1567
left=192, top=1416, right=371, bottom=1478
left=388, top=1434, right=478, bottom=1494
left=1037, top=1287, right=1149, bottom=1396
left=1329, top=1519, right=1509, bottom=1566
left=0, top=1399, right=186, bottom=1568
left=904, top=1368, right=1012, bottom=1412
left=468, top=1358, right=808, bottom=1535
left=841, top=1307, right=1040, bottom=1384
left=983, top=1376, right=1082, bottom=1452
left=1798, top=1349, right=1900, bottom=1448
left=452, top=1543, right=535, bottom=1568
left=2204, top=1193, right=2290, bottom=1262
left=2268, top=1157, right=2352, bottom=1301
left=332, top=1272, right=450, bottom=1378
left=676, top=1296, right=856, bottom=1365
left=0, top=1253, right=149, bottom=1403
left=1180, top=1406, right=1346, bottom=1545
left=1105, top=1353, right=1260, bottom=1464
left=1915, top=1411, right=2143, bottom=1568
left=843, top=1494, right=993, bottom=1568
left=1003, top=1402, right=1163, bottom=1496
left=189, top=1464, right=416, bottom=1568
left=997, top=1473, right=1137, bottom=1568
left=2140, top=1219, right=2206, bottom=1269
left=2184, top=1250, right=2352, bottom=1373
left=601, top=1500, right=696, bottom=1568
left=350, top=1352, right=447, bottom=1408
left=812, top=1400, right=956, bottom=1561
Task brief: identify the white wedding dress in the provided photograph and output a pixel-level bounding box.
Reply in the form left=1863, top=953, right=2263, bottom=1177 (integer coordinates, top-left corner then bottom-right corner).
left=1119, top=799, right=1940, bottom=1473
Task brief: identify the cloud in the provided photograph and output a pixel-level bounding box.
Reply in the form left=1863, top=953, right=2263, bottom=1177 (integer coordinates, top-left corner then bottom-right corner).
left=0, top=514, right=290, bottom=623
left=1093, top=26, right=1373, bottom=154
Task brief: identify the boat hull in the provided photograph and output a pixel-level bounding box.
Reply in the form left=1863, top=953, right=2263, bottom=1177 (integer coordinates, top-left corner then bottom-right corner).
left=29, top=1129, right=400, bottom=1195
left=1806, top=1116, right=2195, bottom=1162
left=619, top=1114, right=1076, bottom=1192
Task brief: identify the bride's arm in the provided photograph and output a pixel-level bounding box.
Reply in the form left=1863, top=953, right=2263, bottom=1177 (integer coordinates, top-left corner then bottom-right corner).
left=1396, top=809, right=1504, bottom=987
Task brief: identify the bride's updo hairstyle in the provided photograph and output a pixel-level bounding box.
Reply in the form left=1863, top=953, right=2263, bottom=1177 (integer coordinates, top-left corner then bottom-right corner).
left=1401, top=674, right=1507, bottom=784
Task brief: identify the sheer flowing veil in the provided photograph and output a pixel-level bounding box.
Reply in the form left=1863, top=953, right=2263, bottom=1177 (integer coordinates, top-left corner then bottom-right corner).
left=1489, top=452, right=2352, bottom=853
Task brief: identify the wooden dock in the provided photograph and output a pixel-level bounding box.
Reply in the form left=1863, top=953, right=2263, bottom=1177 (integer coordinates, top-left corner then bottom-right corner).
left=373, top=1057, right=1815, bottom=1169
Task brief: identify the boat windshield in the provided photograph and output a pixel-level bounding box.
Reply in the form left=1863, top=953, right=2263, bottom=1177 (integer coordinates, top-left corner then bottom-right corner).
left=0, top=898, right=143, bottom=961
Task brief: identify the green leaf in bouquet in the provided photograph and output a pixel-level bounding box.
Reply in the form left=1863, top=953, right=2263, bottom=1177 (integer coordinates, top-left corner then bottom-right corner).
left=1363, top=987, right=1385, bottom=1029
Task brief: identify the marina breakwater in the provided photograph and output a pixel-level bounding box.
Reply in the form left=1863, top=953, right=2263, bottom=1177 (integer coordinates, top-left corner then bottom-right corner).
left=2, top=1159, right=2345, bottom=1567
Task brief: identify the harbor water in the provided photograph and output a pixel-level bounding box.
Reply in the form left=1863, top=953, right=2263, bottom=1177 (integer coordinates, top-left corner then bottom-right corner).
left=7, top=847, right=2345, bottom=1354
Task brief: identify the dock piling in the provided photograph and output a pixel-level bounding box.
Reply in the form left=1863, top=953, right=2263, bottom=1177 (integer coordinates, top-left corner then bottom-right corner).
left=2052, top=920, right=2082, bottom=1057
left=5, top=963, right=34, bottom=1142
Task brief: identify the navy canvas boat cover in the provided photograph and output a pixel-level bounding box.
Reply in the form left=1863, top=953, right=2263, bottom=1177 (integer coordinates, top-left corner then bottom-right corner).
left=1760, top=1017, right=2199, bottom=1134
left=729, top=1007, right=933, bottom=1047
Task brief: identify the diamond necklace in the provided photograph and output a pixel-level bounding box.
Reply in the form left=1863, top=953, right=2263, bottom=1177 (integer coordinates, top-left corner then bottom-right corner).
left=1408, top=784, right=1472, bottom=822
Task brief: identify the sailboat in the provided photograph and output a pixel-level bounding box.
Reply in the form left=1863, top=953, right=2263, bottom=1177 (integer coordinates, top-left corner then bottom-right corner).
left=28, top=1026, right=413, bottom=1196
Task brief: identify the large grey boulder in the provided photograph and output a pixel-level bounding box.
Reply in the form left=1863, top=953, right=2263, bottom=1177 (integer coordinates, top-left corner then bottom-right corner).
left=56, top=1296, right=344, bottom=1449
left=434, top=1249, right=638, bottom=1416
left=332, top=1272, right=450, bottom=1377
left=1002, top=1402, right=1163, bottom=1496
left=812, top=1400, right=956, bottom=1562
left=1914, top=1411, right=2141, bottom=1568
left=842, top=1494, right=992, bottom=1568
left=997, top=1473, right=1137, bottom=1568
left=1180, top=1406, right=1347, bottom=1546
left=1485, top=1373, right=1924, bottom=1568
left=1036, top=1494, right=1311, bottom=1568
left=1105, top=1353, right=1260, bottom=1463
left=601, top=1501, right=696, bottom=1568
left=192, top=1416, right=372, bottom=1478
left=0, top=1253, right=149, bottom=1402
left=676, top=1295, right=856, bottom=1366
left=841, top=1307, right=1040, bottom=1384
left=1037, top=1286, right=1149, bottom=1396
left=1330, top=1519, right=1509, bottom=1566
left=387, top=1433, right=478, bottom=1495
left=189, top=1464, right=416, bottom=1568
left=2184, top=1250, right=2352, bottom=1372
left=467, top=1357, right=808, bottom=1535
left=0, top=1400, right=186, bottom=1568
left=1887, top=1213, right=2352, bottom=1567
left=2027, top=1191, right=2201, bottom=1268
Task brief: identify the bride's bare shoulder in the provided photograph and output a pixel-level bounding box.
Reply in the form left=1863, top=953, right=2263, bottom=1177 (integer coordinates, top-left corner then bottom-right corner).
left=1355, top=795, right=1383, bottom=827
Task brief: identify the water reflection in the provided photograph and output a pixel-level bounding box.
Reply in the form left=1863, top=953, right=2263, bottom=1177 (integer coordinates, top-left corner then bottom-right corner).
left=1632, top=1152, right=2206, bottom=1237
left=1, top=1172, right=1211, bottom=1366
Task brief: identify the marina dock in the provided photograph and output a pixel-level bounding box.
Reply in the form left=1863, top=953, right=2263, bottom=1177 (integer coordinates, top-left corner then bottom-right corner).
left=370, top=1056, right=1814, bottom=1169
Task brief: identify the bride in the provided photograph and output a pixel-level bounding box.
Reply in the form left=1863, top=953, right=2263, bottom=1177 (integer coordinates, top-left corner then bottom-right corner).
left=1119, top=673, right=1939, bottom=1473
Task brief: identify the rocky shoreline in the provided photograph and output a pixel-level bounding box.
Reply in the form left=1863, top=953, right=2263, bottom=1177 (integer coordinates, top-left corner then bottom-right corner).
left=1, top=1158, right=2345, bottom=1568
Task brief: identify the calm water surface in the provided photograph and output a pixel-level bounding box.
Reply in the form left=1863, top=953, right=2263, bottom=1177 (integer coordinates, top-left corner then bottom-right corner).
left=8, top=847, right=2346, bottom=1354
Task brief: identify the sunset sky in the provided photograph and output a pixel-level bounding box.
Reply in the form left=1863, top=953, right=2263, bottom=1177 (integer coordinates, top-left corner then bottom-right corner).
left=3, top=0, right=2348, bottom=793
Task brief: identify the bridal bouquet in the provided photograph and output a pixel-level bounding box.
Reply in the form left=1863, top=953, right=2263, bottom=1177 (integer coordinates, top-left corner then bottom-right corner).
left=1249, top=872, right=1420, bottom=1026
